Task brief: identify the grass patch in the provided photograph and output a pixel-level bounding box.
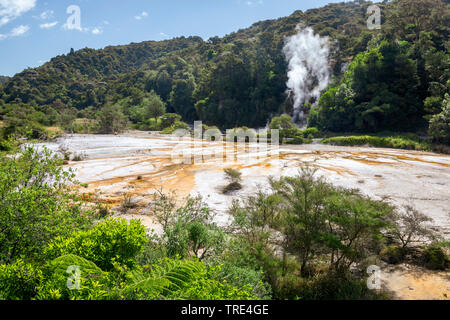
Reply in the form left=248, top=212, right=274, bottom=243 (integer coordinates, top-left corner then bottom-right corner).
left=45, top=126, right=64, bottom=140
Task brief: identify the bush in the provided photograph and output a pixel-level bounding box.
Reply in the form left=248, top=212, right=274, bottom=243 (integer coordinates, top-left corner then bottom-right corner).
left=223, top=182, right=243, bottom=194
left=269, top=114, right=294, bottom=130
left=423, top=245, right=448, bottom=270
left=160, top=113, right=182, bottom=129
left=36, top=254, right=108, bottom=300
left=161, top=120, right=190, bottom=134
left=217, top=263, right=272, bottom=299
left=0, top=139, right=12, bottom=151
left=428, top=95, right=450, bottom=145
left=301, top=127, right=322, bottom=139
left=380, top=245, right=404, bottom=264
left=223, top=168, right=243, bottom=194
left=121, top=258, right=257, bottom=300
left=43, top=218, right=148, bottom=271
left=0, top=146, right=93, bottom=262
left=321, top=135, right=429, bottom=151
left=0, top=260, right=43, bottom=300
left=293, top=273, right=388, bottom=300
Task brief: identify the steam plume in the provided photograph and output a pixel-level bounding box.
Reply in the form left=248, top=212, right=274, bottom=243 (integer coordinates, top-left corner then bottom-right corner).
left=283, top=25, right=330, bottom=124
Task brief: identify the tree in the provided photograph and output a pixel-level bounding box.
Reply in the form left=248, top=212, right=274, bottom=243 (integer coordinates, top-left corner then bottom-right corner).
left=312, top=41, right=422, bottom=132
left=269, top=114, right=294, bottom=130
left=160, top=113, right=181, bottom=129
left=384, top=0, right=448, bottom=44
left=149, top=192, right=225, bottom=261
left=388, top=206, right=435, bottom=249
left=429, top=94, right=450, bottom=144
left=0, top=147, right=92, bottom=263
left=143, top=91, right=166, bottom=120
left=154, top=70, right=173, bottom=101
left=169, top=78, right=196, bottom=121
left=231, top=167, right=394, bottom=278
left=98, top=104, right=128, bottom=134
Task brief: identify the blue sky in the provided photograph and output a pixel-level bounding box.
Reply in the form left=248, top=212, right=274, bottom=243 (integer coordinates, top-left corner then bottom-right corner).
left=0, top=0, right=345, bottom=76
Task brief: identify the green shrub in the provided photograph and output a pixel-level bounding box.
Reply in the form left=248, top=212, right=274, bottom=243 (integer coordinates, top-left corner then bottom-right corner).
left=0, top=139, right=11, bottom=151
left=44, top=218, right=148, bottom=271
left=180, top=277, right=257, bottom=300
left=301, top=127, right=322, bottom=139
left=0, top=146, right=93, bottom=262
left=423, top=245, right=448, bottom=270
left=161, top=120, right=190, bottom=134
left=223, top=168, right=243, bottom=193
left=269, top=114, right=294, bottom=130
left=122, top=258, right=257, bottom=300
left=0, top=260, right=44, bottom=300
left=321, top=135, right=429, bottom=151
left=223, top=182, right=243, bottom=193
left=293, top=273, right=388, bottom=300
left=226, top=127, right=257, bottom=142
left=428, top=95, right=450, bottom=145
left=160, top=113, right=182, bottom=129
left=36, top=254, right=108, bottom=300
left=380, top=245, right=404, bottom=264
left=217, top=263, right=272, bottom=299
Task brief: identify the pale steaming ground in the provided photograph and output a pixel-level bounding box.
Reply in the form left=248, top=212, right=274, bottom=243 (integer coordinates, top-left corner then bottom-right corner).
left=35, top=132, right=450, bottom=240
left=33, top=132, right=450, bottom=300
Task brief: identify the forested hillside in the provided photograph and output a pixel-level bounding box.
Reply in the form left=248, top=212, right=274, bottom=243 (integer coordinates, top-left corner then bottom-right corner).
left=0, top=0, right=449, bottom=143
left=0, top=76, right=9, bottom=85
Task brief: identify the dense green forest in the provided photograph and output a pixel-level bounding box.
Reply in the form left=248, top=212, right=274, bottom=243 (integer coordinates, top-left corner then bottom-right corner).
left=0, top=0, right=449, bottom=146
left=0, top=76, right=10, bottom=85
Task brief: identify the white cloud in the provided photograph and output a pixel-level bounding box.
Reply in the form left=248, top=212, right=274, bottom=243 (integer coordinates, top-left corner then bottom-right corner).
left=92, top=27, right=102, bottom=35
left=11, top=24, right=29, bottom=36
left=135, top=11, right=149, bottom=20
left=244, top=0, right=263, bottom=6
left=39, top=9, right=53, bottom=20
left=40, top=21, right=57, bottom=29
left=0, top=0, right=36, bottom=27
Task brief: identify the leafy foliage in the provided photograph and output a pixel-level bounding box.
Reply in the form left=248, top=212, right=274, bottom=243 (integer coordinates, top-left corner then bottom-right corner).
left=37, top=254, right=108, bottom=300
left=321, top=135, right=430, bottom=151
left=0, top=147, right=92, bottom=263
left=122, top=258, right=256, bottom=300
left=43, top=218, right=148, bottom=271
left=0, top=259, right=43, bottom=300
left=423, top=245, right=448, bottom=270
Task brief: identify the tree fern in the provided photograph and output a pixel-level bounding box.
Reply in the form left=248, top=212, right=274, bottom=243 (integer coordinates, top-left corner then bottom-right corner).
left=122, top=258, right=204, bottom=300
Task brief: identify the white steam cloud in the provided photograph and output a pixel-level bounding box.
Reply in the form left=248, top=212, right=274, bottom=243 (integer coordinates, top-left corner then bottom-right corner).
left=283, top=25, right=330, bottom=124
